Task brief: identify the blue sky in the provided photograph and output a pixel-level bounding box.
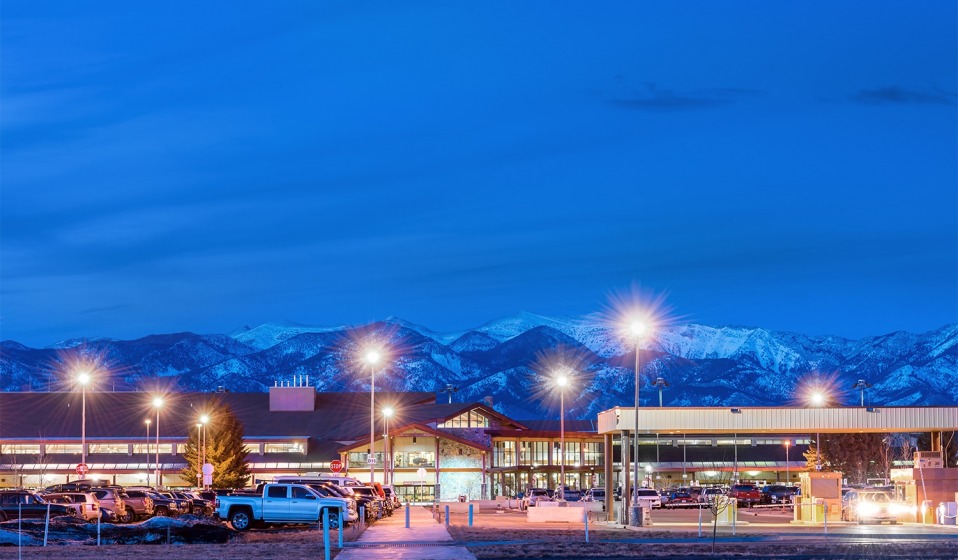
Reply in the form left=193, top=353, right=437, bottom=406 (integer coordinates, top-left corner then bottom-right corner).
left=2, top=1, right=956, bottom=347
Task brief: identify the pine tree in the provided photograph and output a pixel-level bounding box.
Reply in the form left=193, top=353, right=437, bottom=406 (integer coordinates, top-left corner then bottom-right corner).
left=180, top=397, right=251, bottom=488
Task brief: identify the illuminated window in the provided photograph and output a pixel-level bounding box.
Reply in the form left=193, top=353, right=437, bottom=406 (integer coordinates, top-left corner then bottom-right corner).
left=88, top=444, right=130, bottom=454
left=44, top=444, right=82, bottom=454
left=583, top=442, right=604, bottom=466
left=438, top=409, right=489, bottom=428
left=132, top=444, right=172, bottom=454
left=1, top=444, right=40, bottom=454
left=264, top=442, right=305, bottom=454
left=494, top=441, right=516, bottom=467
left=243, top=443, right=261, bottom=454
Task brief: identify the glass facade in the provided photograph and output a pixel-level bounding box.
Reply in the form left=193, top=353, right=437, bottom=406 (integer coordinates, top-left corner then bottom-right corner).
left=44, top=444, right=82, bottom=454
left=583, top=441, right=603, bottom=466
left=264, top=442, right=305, bottom=454
left=0, top=444, right=40, bottom=454
left=437, top=409, right=489, bottom=428
left=494, top=441, right=516, bottom=467
left=89, top=443, right=130, bottom=454
left=132, top=444, right=173, bottom=454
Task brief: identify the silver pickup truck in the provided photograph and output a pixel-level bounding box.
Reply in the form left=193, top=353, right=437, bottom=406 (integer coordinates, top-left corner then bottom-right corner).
left=215, top=483, right=356, bottom=531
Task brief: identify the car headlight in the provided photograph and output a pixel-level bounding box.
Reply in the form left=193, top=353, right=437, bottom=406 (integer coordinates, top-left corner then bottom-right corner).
left=858, top=502, right=878, bottom=516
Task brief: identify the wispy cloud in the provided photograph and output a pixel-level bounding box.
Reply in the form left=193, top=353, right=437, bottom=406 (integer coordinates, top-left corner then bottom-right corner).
left=607, top=83, right=756, bottom=111
left=851, top=86, right=956, bottom=106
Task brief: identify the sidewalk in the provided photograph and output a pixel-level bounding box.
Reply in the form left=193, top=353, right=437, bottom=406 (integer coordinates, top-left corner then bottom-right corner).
left=336, top=505, right=477, bottom=560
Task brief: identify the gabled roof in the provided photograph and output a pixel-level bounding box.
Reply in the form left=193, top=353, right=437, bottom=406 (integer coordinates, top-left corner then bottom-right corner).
left=337, top=422, right=491, bottom=453
left=336, top=401, right=527, bottom=442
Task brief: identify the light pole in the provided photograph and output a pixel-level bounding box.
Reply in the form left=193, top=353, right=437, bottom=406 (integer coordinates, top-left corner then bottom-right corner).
left=382, top=407, right=393, bottom=486
left=784, top=440, right=790, bottom=483
left=853, top=379, right=872, bottom=407
left=200, top=414, right=209, bottom=489
left=365, top=350, right=381, bottom=486
left=652, top=377, right=669, bottom=407
left=556, top=373, right=569, bottom=499
left=153, top=397, right=163, bottom=487
left=77, top=371, right=91, bottom=470
left=196, top=423, right=203, bottom=488
left=144, top=419, right=152, bottom=487
left=630, top=321, right=646, bottom=527
left=810, top=391, right=825, bottom=471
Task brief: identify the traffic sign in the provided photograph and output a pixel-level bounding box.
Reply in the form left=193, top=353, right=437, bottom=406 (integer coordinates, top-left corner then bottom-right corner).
left=76, top=463, right=89, bottom=475
left=367, top=456, right=377, bottom=465
left=330, top=459, right=343, bottom=473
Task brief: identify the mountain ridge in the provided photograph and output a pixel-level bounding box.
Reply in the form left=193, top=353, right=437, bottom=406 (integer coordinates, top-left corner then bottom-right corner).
left=1, top=315, right=955, bottom=419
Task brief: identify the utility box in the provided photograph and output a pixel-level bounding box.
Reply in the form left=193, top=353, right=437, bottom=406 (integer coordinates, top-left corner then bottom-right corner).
left=637, top=505, right=652, bottom=526
left=714, top=496, right=736, bottom=524
left=795, top=472, right=841, bottom=524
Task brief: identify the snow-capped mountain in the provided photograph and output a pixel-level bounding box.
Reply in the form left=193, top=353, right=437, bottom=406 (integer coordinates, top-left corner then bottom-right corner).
left=1, top=315, right=955, bottom=419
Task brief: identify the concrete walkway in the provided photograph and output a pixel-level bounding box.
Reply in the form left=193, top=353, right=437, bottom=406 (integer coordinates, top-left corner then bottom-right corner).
left=336, top=505, right=477, bottom=560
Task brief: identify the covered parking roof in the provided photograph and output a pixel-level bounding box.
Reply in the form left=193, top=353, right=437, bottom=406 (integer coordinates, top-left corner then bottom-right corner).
left=598, top=406, right=958, bottom=435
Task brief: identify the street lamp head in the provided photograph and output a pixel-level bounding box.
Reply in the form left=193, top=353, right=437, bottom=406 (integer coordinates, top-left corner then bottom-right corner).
left=196, top=423, right=202, bottom=428
left=629, top=321, right=647, bottom=338
left=152, top=397, right=164, bottom=409
left=810, top=392, right=825, bottom=406
left=365, top=350, right=381, bottom=365
left=200, top=414, right=210, bottom=424
left=144, top=419, right=151, bottom=426
left=382, top=407, right=394, bottom=418
left=556, top=374, right=569, bottom=388
left=784, top=440, right=790, bottom=448
left=77, top=371, right=91, bottom=386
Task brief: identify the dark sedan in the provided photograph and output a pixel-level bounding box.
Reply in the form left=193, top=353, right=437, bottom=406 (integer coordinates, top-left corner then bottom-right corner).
left=0, top=490, right=78, bottom=521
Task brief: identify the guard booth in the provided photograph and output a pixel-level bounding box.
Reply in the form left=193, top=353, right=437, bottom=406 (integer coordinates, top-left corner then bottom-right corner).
left=794, top=472, right=841, bottom=523
left=890, top=451, right=958, bottom=524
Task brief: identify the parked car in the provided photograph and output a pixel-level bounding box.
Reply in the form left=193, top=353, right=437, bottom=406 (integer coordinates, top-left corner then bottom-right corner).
left=581, top=488, right=605, bottom=503
left=146, top=491, right=180, bottom=517
left=177, top=491, right=214, bottom=515
left=43, top=492, right=101, bottom=521
left=842, top=489, right=911, bottom=524
left=633, top=488, right=662, bottom=509
left=215, top=483, right=353, bottom=531
left=554, top=488, right=582, bottom=501
left=0, top=490, right=78, bottom=521
left=525, top=488, right=552, bottom=506
left=698, top=487, right=726, bottom=504
left=728, top=484, right=761, bottom=507
left=665, top=490, right=697, bottom=507
left=760, top=485, right=797, bottom=505
left=88, top=488, right=128, bottom=522
left=351, top=486, right=390, bottom=517
left=117, top=488, right=155, bottom=521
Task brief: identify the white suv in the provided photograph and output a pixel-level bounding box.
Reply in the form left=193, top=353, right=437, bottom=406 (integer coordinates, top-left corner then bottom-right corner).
left=633, top=488, right=662, bottom=509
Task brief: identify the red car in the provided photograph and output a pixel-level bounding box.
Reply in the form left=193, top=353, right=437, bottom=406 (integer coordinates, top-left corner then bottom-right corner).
left=666, top=490, right=697, bottom=507
left=728, top=484, right=761, bottom=507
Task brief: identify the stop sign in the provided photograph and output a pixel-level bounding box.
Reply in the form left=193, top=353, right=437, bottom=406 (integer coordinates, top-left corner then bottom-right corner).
left=330, top=459, right=343, bottom=473
left=75, top=463, right=89, bottom=475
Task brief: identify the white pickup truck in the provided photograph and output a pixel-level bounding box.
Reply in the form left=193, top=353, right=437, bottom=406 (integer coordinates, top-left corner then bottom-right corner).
left=215, top=483, right=356, bottom=531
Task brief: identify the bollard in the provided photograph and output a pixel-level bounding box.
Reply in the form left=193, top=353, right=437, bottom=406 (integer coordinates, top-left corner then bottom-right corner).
left=44, top=504, right=50, bottom=546
left=697, top=504, right=703, bottom=538
left=445, top=505, right=450, bottom=527
left=322, top=509, right=331, bottom=560
left=405, top=502, right=411, bottom=528
left=822, top=500, right=828, bottom=537
left=584, top=509, right=590, bottom=543
left=360, top=506, right=365, bottom=528
left=97, top=513, right=101, bottom=546
left=468, top=503, right=474, bottom=527
left=338, top=510, right=344, bottom=549
left=167, top=524, right=171, bottom=545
